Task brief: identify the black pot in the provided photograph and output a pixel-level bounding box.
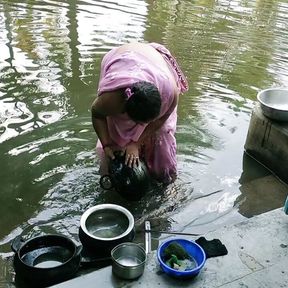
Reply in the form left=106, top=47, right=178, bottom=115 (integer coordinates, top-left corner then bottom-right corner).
left=100, top=152, right=150, bottom=201
left=79, top=204, right=135, bottom=255
left=11, top=234, right=82, bottom=287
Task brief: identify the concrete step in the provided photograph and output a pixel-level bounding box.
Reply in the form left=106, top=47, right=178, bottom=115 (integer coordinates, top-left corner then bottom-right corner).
left=245, top=103, right=288, bottom=184
left=51, top=208, right=288, bottom=288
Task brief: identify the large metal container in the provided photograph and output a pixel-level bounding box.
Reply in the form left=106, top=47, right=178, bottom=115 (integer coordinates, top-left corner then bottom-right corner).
left=79, top=204, right=135, bottom=255
left=257, top=87, right=288, bottom=121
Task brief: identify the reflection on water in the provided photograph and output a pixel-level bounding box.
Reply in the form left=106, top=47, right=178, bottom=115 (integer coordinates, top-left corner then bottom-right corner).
left=1, top=0, right=288, bottom=285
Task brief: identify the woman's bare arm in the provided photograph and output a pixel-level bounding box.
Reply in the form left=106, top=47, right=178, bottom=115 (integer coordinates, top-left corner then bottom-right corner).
left=91, top=91, right=124, bottom=157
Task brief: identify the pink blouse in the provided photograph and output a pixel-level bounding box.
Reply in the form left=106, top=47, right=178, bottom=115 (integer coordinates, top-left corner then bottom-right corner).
left=97, top=43, right=188, bottom=147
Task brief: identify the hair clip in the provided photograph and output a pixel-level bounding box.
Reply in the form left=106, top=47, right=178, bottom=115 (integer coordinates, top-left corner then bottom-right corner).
left=125, top=87, right=134, bottom=99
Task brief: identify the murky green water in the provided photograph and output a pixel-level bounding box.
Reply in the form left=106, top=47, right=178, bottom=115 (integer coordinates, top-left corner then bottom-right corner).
left=1, top=0, right=288, bottom=285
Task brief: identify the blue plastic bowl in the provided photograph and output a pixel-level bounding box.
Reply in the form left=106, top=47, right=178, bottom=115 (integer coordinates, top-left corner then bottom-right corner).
left=157, top=238, right=206, bottom=279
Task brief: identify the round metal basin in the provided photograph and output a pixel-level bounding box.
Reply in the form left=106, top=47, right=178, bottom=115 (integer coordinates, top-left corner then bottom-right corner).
left=79, top=204, right=135, bottom=254
left=257, top=87, right=288, bottom=121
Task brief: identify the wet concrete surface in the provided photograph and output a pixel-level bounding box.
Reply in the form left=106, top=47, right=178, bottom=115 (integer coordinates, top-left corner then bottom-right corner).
left=51, top=205, right=288, bottom=288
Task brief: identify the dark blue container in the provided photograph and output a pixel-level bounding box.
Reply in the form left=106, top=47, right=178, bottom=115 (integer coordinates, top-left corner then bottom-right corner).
left=157, top=238, right=206, bottom=279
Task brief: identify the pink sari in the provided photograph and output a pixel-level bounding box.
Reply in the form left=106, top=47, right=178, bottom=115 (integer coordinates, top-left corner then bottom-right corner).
left=97, top=43, right=188, bottom=183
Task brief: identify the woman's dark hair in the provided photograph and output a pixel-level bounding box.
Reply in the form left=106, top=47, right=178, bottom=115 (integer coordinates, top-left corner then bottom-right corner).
left=125, top=81, right=161, bottom=123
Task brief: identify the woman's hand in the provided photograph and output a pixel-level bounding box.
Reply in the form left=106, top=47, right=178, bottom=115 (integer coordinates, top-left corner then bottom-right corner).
left=125, top=142, right=139, bottom=167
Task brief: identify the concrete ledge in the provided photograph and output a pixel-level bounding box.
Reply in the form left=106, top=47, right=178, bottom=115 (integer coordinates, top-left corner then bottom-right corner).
left=52, top=208, right=288, bottom=288
left=244, top=103, right=288, bottom=184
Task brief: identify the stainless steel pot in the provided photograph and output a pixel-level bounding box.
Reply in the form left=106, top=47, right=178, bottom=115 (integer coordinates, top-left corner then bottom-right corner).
left=111, top=242, right=146, bottom=280
left=257, top=87, right=288, bottom=121
left=79, top=204, right=135, bottom=255
left=111, top=221, right=151, bottom=280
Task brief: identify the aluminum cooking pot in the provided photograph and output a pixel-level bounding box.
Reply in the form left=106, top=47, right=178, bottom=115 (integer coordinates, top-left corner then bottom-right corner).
left=110, top=221, right=152, bottom=280
left=111, top=242, right=146, bottom=280
left=100, top=151, right=150, bottom=201
left=79, top=204, right=135, bottom=255
left=11, top=234, right=82, bottom=287
left=257, top=87, right=288, bottom=121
